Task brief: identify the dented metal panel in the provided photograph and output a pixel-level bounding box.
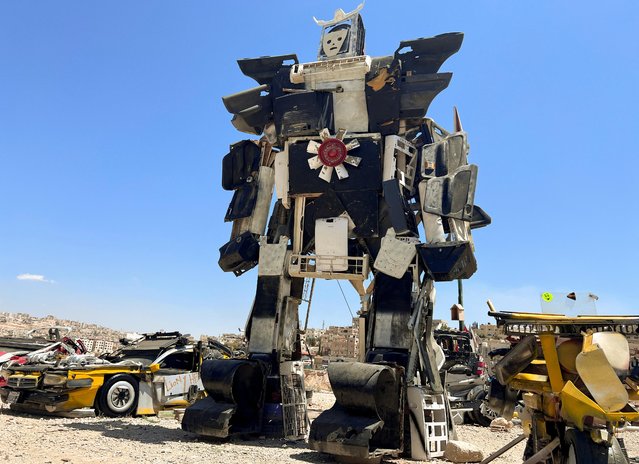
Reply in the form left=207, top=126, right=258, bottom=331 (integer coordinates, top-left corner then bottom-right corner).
left=277, top=297, right=300, bottom=360
left=224, top=182, right=258, bottom=222
left=136, top=381, right=156, bottom=416
left=258, top=236, right=288, bottom=276
left=273, top=148, right=290, bottom=209
left=399, top=72, right=452, bottom=120
left=374, top=229, right=418, bottom=279
left=273, top=91, right=334, bottom=137
left=366, top=56, right=401, bottom=135
left=182, top=359, right=266, bottom=438
left=382, top=179, right=417, bottom=236
left=421, top=133, right=468, bottom=178
left=418, top=241, right=477, bottom=281
left=248, top=275, right=291, bottom=355
left=237, top=54, right=299, bottom=85
left=420, top=164, right=478, bottom=221
left=161, top=371, right=202, bottom=397
left=372, top=273, right=414, bottom=350
left=222, top=85, right=272, bottom=135
left=395, top=33, right=464, bottom=76
left=218, top=231, right=259, bottom=276
left=232, top=166, right=275, bottom=235
left=309, top=362, right=403, bottom=458
left=222, top=140, right=261, bottom=191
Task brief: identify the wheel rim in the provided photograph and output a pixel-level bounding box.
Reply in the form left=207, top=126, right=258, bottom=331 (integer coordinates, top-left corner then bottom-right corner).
left=479, top=401, right=499, bottom=421
left=106, top=380, right=135, bottom=412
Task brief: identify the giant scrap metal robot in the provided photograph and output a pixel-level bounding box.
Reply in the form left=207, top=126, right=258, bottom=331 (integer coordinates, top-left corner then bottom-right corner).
left=183, top=4, right=490, bottom=460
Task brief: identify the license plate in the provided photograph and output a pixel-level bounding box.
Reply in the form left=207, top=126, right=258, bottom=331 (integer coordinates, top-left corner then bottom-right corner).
left=6, top=391, right=20, bottom=404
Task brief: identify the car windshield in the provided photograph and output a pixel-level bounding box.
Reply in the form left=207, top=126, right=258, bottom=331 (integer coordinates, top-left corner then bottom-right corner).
left=156, top=351, right=194, bottom=370
left=539, top=291, right=598, bottom=315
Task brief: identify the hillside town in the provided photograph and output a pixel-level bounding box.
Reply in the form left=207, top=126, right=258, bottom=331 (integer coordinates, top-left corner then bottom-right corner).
left=0, top=310, right=508, bottom=360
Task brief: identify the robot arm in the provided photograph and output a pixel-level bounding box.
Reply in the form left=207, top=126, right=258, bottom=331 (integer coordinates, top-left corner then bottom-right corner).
left=218, top=139, right=276, bottom=276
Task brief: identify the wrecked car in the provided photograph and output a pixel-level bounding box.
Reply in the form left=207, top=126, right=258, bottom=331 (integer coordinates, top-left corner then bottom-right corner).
left=0, top=331, right=205, bottom=417
left=435, top=329, right=492, bottom=426
left=0, top=326, right=74, bottom=359
left=0, top=336, right=88, bottom=386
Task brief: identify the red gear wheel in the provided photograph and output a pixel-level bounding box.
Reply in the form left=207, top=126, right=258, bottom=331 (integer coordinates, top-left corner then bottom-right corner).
left=318, top=138, right=348, bottom=167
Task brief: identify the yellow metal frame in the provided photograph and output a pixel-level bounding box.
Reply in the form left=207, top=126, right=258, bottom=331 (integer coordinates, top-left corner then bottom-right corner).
left=510, top=373, right=552, bottom=394
left=489, top=311, right=639, bottom=324
left=539, top=333, right=564, bottom=393
left=560, top=381, right=639, bottom=430
left=490, top=309, right=639, bottom=430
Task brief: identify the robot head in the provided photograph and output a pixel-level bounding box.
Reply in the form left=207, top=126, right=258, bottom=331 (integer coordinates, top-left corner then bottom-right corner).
left=322, top=24, right=350, bottom=58
left=314, top=3, right=366, bottom=61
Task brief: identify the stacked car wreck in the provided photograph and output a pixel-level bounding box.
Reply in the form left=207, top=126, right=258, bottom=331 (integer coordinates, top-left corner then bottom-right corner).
left=0, top=332, right=206, bottom=417
left=182, top=4, right=490, bottom=460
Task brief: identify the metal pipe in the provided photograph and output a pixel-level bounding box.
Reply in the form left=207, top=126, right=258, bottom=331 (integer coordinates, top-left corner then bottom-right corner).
left=521, top=437, right=560, bottom=464
left=479, top=434, right=527, bottom=464
left=458, top=279, right=465, bottom=331
left=303, top=278, right=315, bottom=332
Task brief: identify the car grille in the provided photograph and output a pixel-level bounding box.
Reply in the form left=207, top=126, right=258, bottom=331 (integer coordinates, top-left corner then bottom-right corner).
left=7, top=376, right=38, bottom=389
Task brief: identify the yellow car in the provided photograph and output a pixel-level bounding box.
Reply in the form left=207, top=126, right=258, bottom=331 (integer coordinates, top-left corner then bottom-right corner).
left=0, top=332, right=209, bottom=417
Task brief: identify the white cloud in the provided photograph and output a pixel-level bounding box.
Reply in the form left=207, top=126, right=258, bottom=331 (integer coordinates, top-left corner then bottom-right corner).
left=16, top=273, right=54, bottom=283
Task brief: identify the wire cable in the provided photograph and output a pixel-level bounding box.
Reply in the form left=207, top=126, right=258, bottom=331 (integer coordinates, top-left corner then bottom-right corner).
left=336, top=280, right=354, bottom=318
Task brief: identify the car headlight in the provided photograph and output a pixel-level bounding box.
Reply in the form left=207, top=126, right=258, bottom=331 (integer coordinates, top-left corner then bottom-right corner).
left=66, top=378, right=93, bottom=388
left=43, top=373, right=67, bottom=386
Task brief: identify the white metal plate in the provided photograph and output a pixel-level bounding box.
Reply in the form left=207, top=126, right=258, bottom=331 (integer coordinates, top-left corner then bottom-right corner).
left=315, top=217, right=348, bottom=271
left=374, top=232, right=417, bottom=279
left=161, top=372, right=202, bottom=397
left=258, top=236, right=289, bottom=276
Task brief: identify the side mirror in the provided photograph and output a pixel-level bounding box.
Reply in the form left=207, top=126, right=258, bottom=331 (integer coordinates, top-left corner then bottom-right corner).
left=149, top=363, right=160, bottom=373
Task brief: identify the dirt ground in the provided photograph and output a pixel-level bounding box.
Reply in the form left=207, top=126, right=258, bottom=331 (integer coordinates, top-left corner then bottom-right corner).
left=0, top=393, right=637, bottom=464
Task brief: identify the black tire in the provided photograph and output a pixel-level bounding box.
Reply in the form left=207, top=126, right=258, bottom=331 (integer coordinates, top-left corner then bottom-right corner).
left=469, top=389, right=497, bottom=427
left=96, top=374, right=139, bottom=418
left=563, top=428, right=628, bottom=464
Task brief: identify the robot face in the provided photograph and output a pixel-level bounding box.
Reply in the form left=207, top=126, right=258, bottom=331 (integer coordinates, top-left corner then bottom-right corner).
left=322, top=24, right=350, bottom=57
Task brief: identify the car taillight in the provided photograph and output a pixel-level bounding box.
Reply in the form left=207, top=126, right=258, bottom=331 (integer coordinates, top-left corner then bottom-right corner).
left=475, top=356, right=486, bottom=376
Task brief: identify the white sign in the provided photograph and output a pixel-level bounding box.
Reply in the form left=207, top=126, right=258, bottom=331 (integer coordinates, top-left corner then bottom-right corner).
left=162, top=372, right=202, bottom=397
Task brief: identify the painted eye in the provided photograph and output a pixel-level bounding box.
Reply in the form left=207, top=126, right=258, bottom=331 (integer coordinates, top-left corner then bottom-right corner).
left=327, top=39, right=332, bottom=44
left=338, top=37, right=342, bottom=41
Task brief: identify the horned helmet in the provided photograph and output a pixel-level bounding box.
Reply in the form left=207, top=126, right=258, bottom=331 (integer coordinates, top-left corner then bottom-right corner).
left=315, top=3, right=366, bottom=61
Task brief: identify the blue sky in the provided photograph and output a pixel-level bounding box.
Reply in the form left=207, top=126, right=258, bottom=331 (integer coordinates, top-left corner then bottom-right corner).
left=1, top=1, right=638, bottom=337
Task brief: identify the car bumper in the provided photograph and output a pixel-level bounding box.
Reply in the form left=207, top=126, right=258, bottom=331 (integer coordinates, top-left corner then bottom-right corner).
left=0, top=386, right=89, bottom=412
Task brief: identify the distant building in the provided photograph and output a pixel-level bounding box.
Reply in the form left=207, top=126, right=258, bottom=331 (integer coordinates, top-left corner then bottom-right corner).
left=301, top=328, right=324, bottom=349
left=319, top=318, right=360, bottom=359
left=477, top=323, right=504, bottom=339
left=219, top=333, right=246, bottom=351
